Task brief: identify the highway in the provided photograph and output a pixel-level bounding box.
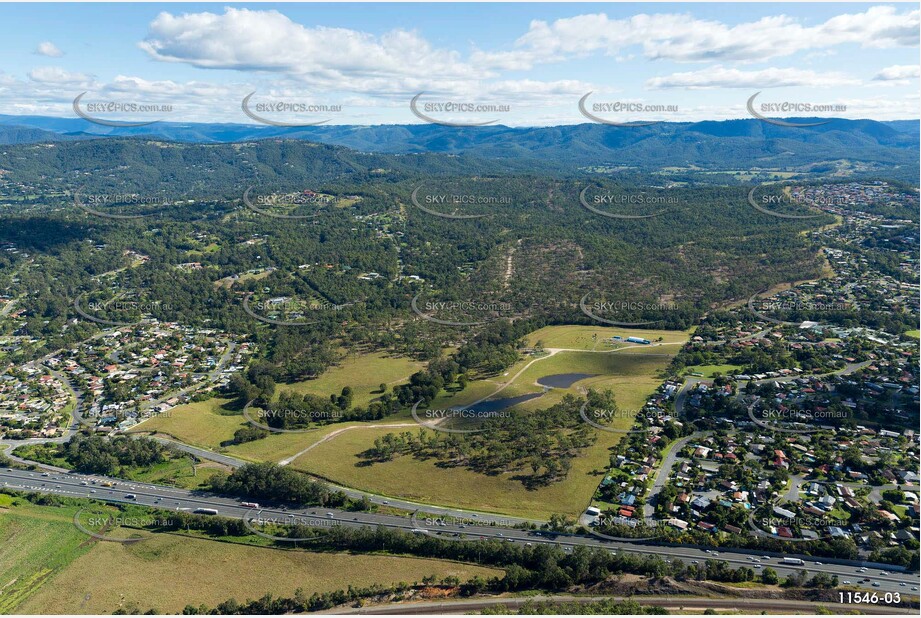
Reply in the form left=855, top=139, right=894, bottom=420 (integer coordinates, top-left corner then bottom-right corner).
left=2, top=467, right=918, bottom=597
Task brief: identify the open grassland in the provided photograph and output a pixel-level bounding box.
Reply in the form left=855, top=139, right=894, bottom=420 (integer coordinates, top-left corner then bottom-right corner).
left=289, top=419, right=633, bottom=520
left=130, top=398, right=245, bottom=450
left=0, top=499, right=93, bottom=614
left=277, top=351, right=425, bottom=407
left=525, top=324, right=689, bottom=350
left=497, top=350, right=670, bottom=402
left=132, top=351, right=423, bottom=453
left=21, top=527, right=500, bottom=615
left=289, top=345, right=678, bottom=519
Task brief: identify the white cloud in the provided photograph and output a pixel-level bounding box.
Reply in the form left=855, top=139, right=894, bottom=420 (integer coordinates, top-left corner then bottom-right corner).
left=873, top=65, right=920, bottom=81
left=647, top=66, right=861, bottom=89
left=35, top=41, right=64, bottom=57
left=139, top=7, right=484, bottom=87
left=475, top=6, right=920, bottom=70
left=28, top=67, right=93, bottom=86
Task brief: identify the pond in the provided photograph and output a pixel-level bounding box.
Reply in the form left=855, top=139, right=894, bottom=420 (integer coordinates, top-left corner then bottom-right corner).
left=536, top=373, right=598, bottom=388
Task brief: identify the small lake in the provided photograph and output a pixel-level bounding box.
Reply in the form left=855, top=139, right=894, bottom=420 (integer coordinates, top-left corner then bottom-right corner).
left=460, top=392, right=544, bottom=414
left=537, top=373, right=598, bottom=388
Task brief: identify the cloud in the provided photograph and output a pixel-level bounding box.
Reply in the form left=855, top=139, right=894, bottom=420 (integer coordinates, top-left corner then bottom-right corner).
left=28, top=67, right=93, bottom=86
left=873, top=65, right=920, bottom=81
left=35, top=41, right=64, bottom=57
left=139, top=7, right=483, bottom=87
left=646, top=66, right=861, bottom=89
left=475, top=6, right=920, bottom=69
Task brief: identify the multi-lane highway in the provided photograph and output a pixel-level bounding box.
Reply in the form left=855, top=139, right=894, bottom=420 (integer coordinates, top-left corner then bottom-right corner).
left=2, top=467, right=918, bottom=598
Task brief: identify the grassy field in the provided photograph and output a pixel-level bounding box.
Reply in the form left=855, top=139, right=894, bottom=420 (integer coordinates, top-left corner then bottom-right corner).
left=277, top=351, right=425, bottom=408
left=905, top=330, right=920, bottom=340
left=130, top=398, right=247, bottom=450
left=289, top=345, right=680, bottom=519
left=525, top=324, right=689, bottom=350
left=0, top=498, right=94, bottom=613
left=21, top=525, right=500, bottom=614
left=132, top=352, right=425, bottom=463
left=1, top=498, right=499, bottom=614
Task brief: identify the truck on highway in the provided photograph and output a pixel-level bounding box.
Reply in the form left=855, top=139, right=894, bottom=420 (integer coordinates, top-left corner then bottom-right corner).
left=240, top=501, right=260, bottom=509
left=782, top=557, right=805, bottom=565
left=194, top=508, right=219, bottom=515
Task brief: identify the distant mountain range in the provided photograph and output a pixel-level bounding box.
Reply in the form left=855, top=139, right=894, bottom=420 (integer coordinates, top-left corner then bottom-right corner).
left=0, top=114, right=917, bottom=174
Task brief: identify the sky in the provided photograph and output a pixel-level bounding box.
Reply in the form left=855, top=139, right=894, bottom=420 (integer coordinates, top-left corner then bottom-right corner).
left=0, top=2, right=918, bottom=126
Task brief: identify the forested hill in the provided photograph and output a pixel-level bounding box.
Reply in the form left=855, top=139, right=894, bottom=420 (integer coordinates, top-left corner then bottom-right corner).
left=0, top=138, right=547, bottom=195
left=0, top=115, right=917, bottom=178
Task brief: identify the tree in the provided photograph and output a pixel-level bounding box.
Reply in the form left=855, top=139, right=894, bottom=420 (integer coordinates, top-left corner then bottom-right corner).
left=761, top=567, right=779, bottom=585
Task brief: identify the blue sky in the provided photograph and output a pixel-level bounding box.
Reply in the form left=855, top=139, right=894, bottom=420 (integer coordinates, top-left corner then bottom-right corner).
left=0, top=3, right=917, bottom=125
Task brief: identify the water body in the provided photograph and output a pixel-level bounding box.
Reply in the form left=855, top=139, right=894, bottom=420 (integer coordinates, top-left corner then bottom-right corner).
left=458, top=373, right=598, bottom=415
left=537, top=373, right=598, bottom=388
left=461, top=392, right=543, bottom=414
